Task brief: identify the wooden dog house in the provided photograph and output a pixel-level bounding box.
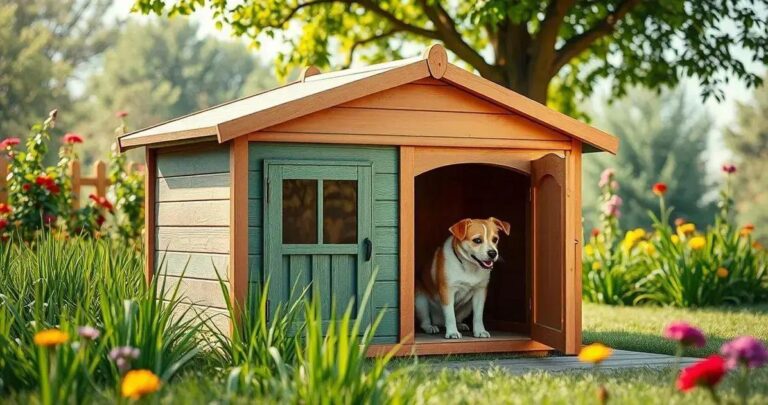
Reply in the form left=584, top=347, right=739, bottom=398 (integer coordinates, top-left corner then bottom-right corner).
left=119, top=44, right=618, bottom=356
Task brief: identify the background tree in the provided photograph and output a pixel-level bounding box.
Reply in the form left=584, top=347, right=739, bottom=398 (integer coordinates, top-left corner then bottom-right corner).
left=724, top=75, right=768, bottom=243
left=0, top=0, right=115, bottom=136
left=74, top=18, right=276, bottom=161
left=582, top=87, right=715, bottom=231
left=133, top=0, right=768, bottom=113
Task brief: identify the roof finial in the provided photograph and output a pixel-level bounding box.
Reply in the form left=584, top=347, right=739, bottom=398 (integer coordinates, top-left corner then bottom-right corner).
left=299, top=65, right=322, bottom=82
left=422, top=44, right=448, bottom=79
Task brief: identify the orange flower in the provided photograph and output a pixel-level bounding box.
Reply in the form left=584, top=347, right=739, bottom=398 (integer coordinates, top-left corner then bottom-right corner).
left=652, top=182, right=668, bottom=196
left=753, top=241, right=763, bottom=250
left=716, top=267, right=729, bottom=278
left=121, top=369, right=161, bottom=399
left=34, top=329, right=69, bottom=347
left=740, top=224, right=755, bottom=237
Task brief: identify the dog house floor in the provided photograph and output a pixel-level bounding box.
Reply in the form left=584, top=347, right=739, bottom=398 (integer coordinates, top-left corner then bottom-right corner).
left=415, top=331, right=529, bottom=344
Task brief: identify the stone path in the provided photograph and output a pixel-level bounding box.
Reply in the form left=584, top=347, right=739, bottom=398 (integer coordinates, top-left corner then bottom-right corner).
left=434, top=350, right=699, bottom=374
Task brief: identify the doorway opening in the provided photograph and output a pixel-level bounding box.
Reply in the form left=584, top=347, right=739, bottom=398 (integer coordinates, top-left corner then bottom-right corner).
left=414, top=164, right=530, bottom=343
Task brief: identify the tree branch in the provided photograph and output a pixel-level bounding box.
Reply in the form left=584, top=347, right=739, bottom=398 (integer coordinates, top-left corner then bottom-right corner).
left=552, top=0, right=642, bottom=73
left=536, top=0, right=577, bottom=52
left=356, top=0, right=439, bottom=39
left=417, top=0, right=502, bottom=82
left=342, top=29, right=402, bottom=69
left=274, top=0, right=340, bottom=27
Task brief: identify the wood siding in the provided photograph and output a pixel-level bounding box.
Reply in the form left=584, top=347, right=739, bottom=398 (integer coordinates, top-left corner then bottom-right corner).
left=249, top=143, right=399, bottom=343
left=154, top=144, right=231, bottom=327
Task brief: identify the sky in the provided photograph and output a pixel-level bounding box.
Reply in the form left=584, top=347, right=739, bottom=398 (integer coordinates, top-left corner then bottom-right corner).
left=113, top=0, right=764, bottom=172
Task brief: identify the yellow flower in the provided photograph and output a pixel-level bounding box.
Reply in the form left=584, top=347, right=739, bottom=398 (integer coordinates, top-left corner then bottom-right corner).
left=33, top=329, right=68, bottom=347
left=622, top=228, right=647, bottom=251
left=688, top=236, right=706, bottom=250
left=578, top=343, right=613, bottom=364
left=121, top=369, right=161, bottom=400
left=717, top=267, right=729, bottom=278
left=677, top=223, right=696, bottom=235
left=591, top=262, right=602, bottom=270
left=671, top=235, right=680, bottom=245
left=639, top=241, right=655, bottom=255
left=585, top=245, right=595, bottom=256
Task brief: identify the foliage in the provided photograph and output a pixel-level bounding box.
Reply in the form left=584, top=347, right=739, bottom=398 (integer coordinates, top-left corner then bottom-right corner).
left=74, top=18, right=276, bottom=160
left=724, top=73, right=768, bottom=244
left=133, top=0, right=768, bottom=112
left=1, top=110, right=144, bottom=244
left=0, top=0, right=116, bottom=137
left=583, top=165, right=768, bottom=307
left=583, top=87, right=715, bottom=231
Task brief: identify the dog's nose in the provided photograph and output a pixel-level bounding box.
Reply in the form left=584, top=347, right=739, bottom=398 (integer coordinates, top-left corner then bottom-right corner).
left=487, top=250, right=497, bottom=259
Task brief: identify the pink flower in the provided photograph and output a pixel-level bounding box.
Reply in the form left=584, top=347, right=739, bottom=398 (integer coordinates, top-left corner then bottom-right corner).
left=722, top=163, right=737, bottom=174
left=598, top=168, right=615, bottom=188
left=720, top=336, right=768, bottom=370
left=115, top=111, right=129, bottom=118
left=78, top=326, right=101, bottom=340
left=63, top=133, right=83, bottom=144
left=0, top=137, right=20, bottom=149
left=664, top=321, right=706, bottom=348
left=602, top=195, right=623, bottom=218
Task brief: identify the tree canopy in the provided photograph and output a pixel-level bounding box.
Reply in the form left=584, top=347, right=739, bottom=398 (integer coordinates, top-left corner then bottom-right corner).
left=133, top=0, right=768, bottom=113
left=582, top=87, right=715, bottom=231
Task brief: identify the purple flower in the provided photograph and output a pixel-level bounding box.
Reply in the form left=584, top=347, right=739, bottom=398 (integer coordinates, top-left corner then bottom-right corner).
left=77, top=326, right=100, bottom=340
left=721, top=336, right=768, bottom=369
left=110, top=346, right=141, bottom=373
left=602, top=195, right=623, bottom=218
left=599, top=168, right=615, bottom=188
left=663, top=321, right=706, bottom=348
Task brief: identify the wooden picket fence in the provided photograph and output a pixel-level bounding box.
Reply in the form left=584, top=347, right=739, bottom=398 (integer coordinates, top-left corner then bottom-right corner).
left=0, top=156, right=143, bottom=209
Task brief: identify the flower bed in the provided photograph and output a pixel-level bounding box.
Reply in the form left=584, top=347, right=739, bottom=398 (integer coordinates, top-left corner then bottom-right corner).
left=583, top=165, right=768, bottom=307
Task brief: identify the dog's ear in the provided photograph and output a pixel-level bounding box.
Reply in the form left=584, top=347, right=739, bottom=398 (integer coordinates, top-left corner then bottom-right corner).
left=490, top=217, right=511, bottom=235
left=449, top=219, right=473, bottom=240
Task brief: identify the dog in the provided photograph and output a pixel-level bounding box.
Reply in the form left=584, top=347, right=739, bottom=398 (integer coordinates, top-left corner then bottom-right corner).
left=415, top=217, right=511, bottom=339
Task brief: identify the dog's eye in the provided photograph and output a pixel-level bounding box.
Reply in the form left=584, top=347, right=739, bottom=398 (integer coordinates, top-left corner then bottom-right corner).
left=492, top=237, right=499, bottom=243
left=472, top=238, right=482, bottom=244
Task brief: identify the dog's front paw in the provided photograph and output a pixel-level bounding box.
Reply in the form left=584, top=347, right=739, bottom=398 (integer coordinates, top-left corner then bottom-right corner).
left=473, top=329, right=491, bottom=338
left=457, top=323, right=470, bottom=332
left=445, top=330, right=462, bottom=339
left=421, top=324, right=440, bottom=334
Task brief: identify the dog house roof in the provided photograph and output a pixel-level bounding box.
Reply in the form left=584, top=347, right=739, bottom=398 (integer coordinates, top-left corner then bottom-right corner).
left=118, top=44, right=618, bottom=154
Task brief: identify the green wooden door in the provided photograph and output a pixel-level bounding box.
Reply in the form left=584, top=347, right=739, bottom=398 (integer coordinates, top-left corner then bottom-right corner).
left=264, top=159, right=374, bottom=329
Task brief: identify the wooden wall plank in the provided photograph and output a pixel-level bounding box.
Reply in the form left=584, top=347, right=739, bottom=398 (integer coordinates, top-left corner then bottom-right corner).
left=156, top=144, right=230, bottom=177
left=156, top=201, right=230, bottom=226
left=264, top=107, right=569, bottom=141
left=162, top=276, right=228, bottom=309
left=155, top=252, right=229, bottom=281
left=157, top=174, right=230, bottom=202
left=156, top=227, right=230, bottom=254
left=340, top=83, right=511, bottom=114
left=248, top=143, right=397, bottom=173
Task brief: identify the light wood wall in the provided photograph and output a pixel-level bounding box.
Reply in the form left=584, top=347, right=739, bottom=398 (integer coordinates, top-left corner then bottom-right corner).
left=154, top=143, right=231, bottom=331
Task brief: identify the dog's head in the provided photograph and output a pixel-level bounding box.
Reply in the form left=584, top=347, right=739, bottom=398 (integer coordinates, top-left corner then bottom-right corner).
left=449, top=217, right=511, bottom=270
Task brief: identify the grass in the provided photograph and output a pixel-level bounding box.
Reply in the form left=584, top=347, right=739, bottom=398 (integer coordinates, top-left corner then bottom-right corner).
left=583, top=302, right=768, bottom=357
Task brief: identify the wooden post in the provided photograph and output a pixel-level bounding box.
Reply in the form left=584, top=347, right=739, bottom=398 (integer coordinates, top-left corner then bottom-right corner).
left=229, top=137, right=249, bottom=332
left=69, top=160, right=82, bottom=209
left=399, top=146, right=415, bottom=345
left=94, top=161, right=107, bottom=197
left=144, top=149, right=156, bottom=287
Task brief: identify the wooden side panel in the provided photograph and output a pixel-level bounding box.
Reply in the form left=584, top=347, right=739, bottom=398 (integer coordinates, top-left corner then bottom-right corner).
left=265, top=107, right=569, bottom=142
left=566, top=141, right=583, bottom=354
left=248, top=143, right=399, bottom=342
left=340, top=83, right=510, bottom=114
left=154, top=143, right=231, bottom=321
left=530, top=153, right=567, bottom=352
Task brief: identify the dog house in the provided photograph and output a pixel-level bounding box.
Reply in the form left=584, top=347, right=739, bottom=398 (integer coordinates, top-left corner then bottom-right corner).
left=119, top=44, right=618, bottom=356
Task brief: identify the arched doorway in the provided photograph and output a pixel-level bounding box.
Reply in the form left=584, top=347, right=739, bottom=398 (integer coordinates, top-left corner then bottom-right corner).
left=414, top=164, right=530, bottom=341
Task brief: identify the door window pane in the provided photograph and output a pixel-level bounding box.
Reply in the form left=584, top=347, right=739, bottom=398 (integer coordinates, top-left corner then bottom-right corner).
left=282, top=179, right=317, bottom=244
left=323, top=180, right=357, bottom=244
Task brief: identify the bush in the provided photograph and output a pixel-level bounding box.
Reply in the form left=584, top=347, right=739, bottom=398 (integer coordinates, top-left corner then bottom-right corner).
left=583, top=166, right=768, bottom=307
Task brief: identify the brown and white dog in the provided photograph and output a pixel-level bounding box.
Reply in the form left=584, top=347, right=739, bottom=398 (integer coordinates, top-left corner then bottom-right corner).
left=415, top=217, right=511, bottom=339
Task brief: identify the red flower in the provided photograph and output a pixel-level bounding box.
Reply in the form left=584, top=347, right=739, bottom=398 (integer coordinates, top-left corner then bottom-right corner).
left=22, top=183, right=31, bottom=191
left=0, top=203, right=11, bottom=215
left=0, top=137, right=20, bottom=149
left=43, top=213, right=57, bottom=226
left=35, top=175, right=49, bottom=186
left=63, top=133, right=83, bottom=144
left=35, top=175, right=59, bottom=194
left=89, top=194, right=114, bottom=211
left=115, top=111, right=129, bottom=118
left=676, top=355, right=727, bottom=392
left=722, top=163, right=737, bottom=174
left=96, top=215, right=106, bottom=227
left=591, top=228, right=600, bottom=238
left=0, top=219, right=7, bottom=229
left=652, top=182, right=668, bottom=197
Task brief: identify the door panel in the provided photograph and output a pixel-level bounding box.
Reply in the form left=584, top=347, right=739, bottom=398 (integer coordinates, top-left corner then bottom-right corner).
left=264, top=160, right=373, bottom=330
left=531, top=153, right=566, bottom=352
